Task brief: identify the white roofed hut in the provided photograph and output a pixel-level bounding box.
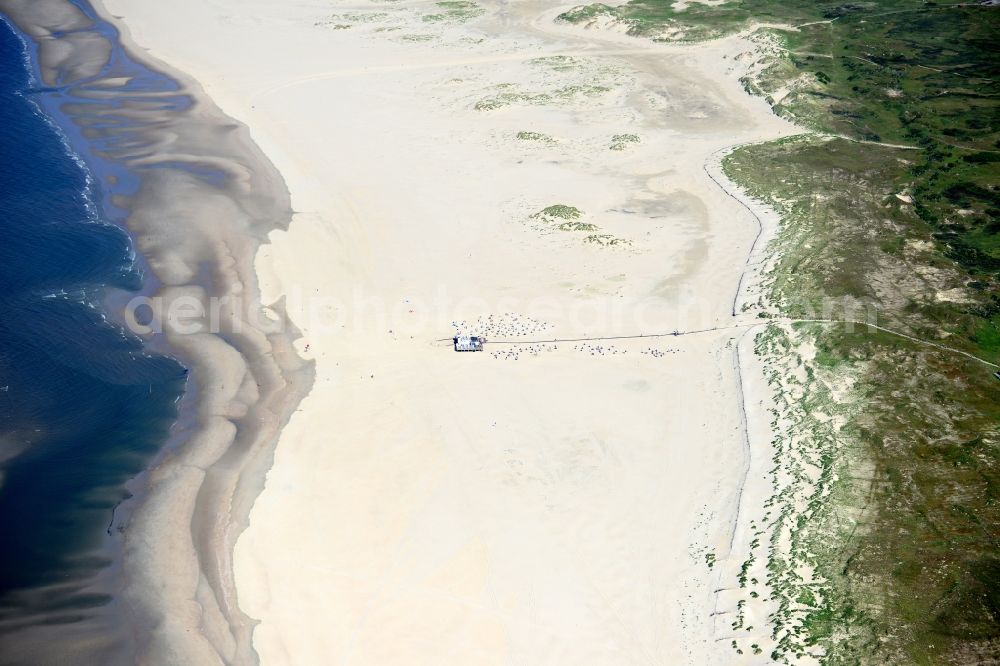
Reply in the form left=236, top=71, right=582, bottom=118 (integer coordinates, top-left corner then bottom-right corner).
left=453, top=335, right=485, bottom=352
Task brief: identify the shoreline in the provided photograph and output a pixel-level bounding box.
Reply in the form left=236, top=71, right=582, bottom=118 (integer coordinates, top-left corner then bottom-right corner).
left=0, top=0, right=312, bottom=662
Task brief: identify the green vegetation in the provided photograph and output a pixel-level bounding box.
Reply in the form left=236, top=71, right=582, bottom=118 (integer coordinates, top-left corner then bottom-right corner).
left=515, top=130, right=556, bottom=143
left=315, top=11, right=388, bottom=28
left=475, top=84, right=608, bottom=111
left=725, top=133, right=1000, bottom=664
left=529, top=55, right=582, bottom=71
left=314, top=20, right=353, bottom=30
left=532, top=204, right=583, bottom=220
left=556, top=0, right=1000, bottom=661
left=423, top=0, right=484, bottom=22
left=610, top=133, right=641, bottom=150
left=476, top=91, right=551, bottom=110
left=527, top=206, right=629, bottom=245
left=726, top=135, right=1000, bottom=358
left=753, top=322, right=1000, bottom=664
left=584, top=233, right=631, bottom=246
left=556, top=84, right=610, bottom=97
left=557, top=221, right=598, bottom=231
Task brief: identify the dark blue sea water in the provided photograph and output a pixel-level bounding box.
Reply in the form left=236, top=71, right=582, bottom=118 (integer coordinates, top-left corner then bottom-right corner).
left=0, top=13, right=185, bottom=629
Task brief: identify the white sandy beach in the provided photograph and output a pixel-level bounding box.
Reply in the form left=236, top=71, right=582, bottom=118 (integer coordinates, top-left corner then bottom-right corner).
left=101, top=0, right=795, bottom=662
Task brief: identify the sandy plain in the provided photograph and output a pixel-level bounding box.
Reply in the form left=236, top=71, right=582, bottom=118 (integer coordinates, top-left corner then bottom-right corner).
left=101, top=0, right=795, bottom=662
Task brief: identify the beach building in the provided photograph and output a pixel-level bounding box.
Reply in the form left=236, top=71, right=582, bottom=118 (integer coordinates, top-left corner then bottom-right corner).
left=454, top=335, right=485, bottom=352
